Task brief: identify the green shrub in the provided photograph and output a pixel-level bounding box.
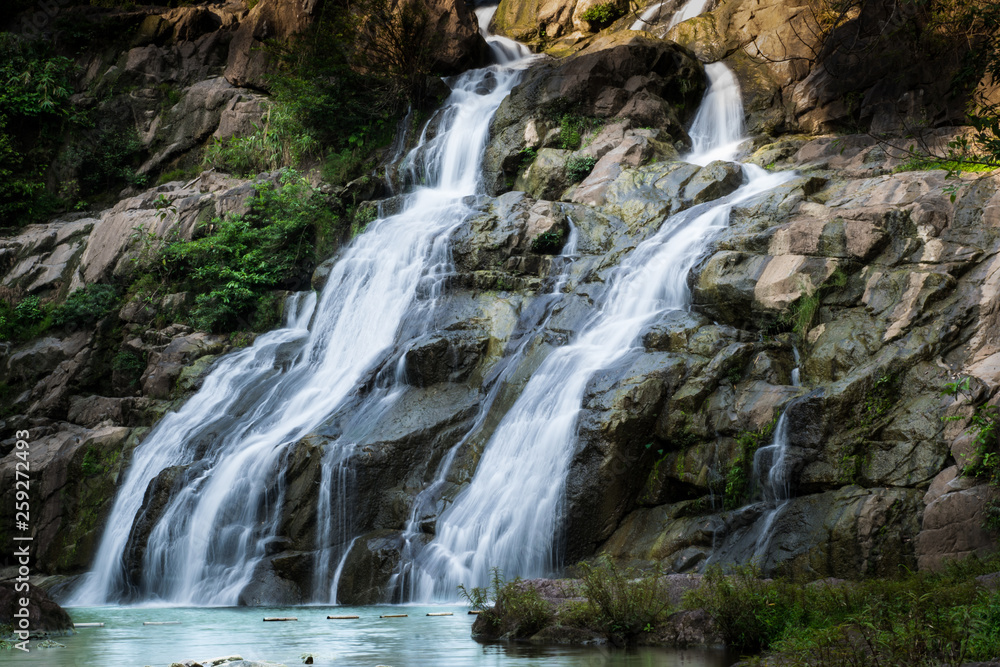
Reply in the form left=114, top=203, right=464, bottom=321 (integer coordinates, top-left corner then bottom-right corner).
left=577, top=557, right=673, bottom=645
left=0, top=292, right=52, bottom=342
left=686, top=564, right=799, bottom=652
left=530, top=229, right=565, bottom=254
left=159, top=170, right=338, bottom=332
left=565, top=155, right=597, bottom=182
left=202, top=106, right=288, bottom=176
left=0, top=34, right=83, bottom=225
left=80, top=447, right=102, bottom=477
left=579, top=2, right=625, bottom=28
left=459, top=568, right=553, bottom=639
left=685, top=554, right=1000, bottom=665
left=52, top=284, right=119, bottom=328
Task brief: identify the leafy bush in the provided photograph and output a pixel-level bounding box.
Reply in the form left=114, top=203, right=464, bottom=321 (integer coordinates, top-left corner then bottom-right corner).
left=111, top=349, right=146, bottom=388
left=530, top=229, right=565, bottom=254
left=686, top=554, right=1000, bottom=665
left=565, top=155, right=597, bottom=182
left=0, top=34, right=83, bottom=225
left=202, top=104, right=297, bottom=177
left=159, top=170, right=338, bottom=332
left=459, top=568, right=553, bottom=639
left=577, top=557, right=673, bottom=646
left=228, top=0, right=437, bottom=181
left=556, top=114, right=602, bottom=151
left=686, top=564, right=799, bottom=652
left=74, top=126, right=147, bottom=195
left=580, top=2, right=625, bottom=28
left=0, top=291, right=51, bottom=342
left=52, top=284, right=119, bottom=328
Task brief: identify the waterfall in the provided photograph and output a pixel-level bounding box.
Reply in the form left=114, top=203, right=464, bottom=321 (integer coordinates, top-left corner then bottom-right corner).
left=688, top=63, right=747, bottom=166
left=69, top=8, right=533, bottom=607
left=382, top=219, right=581, bottom=603
left=750, top=410, right=793, bottom=557
left=406, top=60, right=795, bottom=599
left=630, top=0, right=710, bottom=32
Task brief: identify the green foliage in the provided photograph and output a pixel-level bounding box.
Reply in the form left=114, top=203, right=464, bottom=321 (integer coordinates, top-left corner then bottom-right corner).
left=0, top=290, right=52, bottom=342
left=579, top=2, right=626, bottom=28
left=80, top=444, right=120, bottom=477
left=80, top=447, right=102, bottom=477
left=202, top=104, right=289, bottom=176
left=858, top=373, right=899, bottom=429
left=458, top=568, right=553, bottom=639
left=724, top=417, right=778, bottom=509
left=576, top=557, right=673, bottom=645
left=687, top=564, right=798, bottom=652
left=159, top=170, right=336, bottom=332
left=156, top=165, right=200, bottom=186
left=893, top=157, right=997, bottom=174
left=225, top=0, right=437, bottom=181
left=781, top=268, right=848, bottom=338
left=530, top=229, right=565, bottom=254
left=558, top=115, right=587, bottom=150
left=686, top=554, right=1000, bottom=664
left=942, top=376, right=1000, bottom=531
left=0, top=33, right=83, bottom=225
left=517, top=146, right=538, bottom=173
left=565, top=154, right=597, bottom=182
left=52, top=284, right=119, bottom=328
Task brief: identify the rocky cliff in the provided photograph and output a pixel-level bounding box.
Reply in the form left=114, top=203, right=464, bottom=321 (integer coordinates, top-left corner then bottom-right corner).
left=1, top=0, right=998, bottom=604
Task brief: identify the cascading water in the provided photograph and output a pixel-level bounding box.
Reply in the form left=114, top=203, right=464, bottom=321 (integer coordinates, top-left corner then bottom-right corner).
left=69, top=7, right=534, bottom=607
left=406, top=59, right=795, bottom=599
left=630, top=0, right=710, bottom=32
left=750, top=409, right=793, bottom=558
left=688, top=63, right=747, bottom=166
left=383, top=221, right=581, bottom=603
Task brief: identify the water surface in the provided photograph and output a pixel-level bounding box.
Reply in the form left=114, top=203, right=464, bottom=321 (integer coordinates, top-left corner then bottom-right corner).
left=11, top=606, right=734, bottom=667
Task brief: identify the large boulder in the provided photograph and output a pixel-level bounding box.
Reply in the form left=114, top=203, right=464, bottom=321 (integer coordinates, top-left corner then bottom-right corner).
left=0, top=582, right=74, bottom=637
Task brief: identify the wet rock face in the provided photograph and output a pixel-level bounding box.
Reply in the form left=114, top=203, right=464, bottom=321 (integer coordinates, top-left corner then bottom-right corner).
left=335, top=530, right=409, bottom=605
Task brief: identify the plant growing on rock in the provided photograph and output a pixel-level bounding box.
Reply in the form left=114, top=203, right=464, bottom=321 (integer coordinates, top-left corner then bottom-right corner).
left=576, top=557, right=674, bottom=646
left=0, top=289, right=52, bottom=343
left=158, top=169, right=338, bottom=332
left=942, top=376, right=1000, bottom=531
left=687, top=564, right=800, bottom=652
left=724, top=417, right=778, bottom=510
left=459, top=568, right=553, bottom=639
left=565, top=155, right=597, bottom=182
left=580, top=2, right=626, bottom=29
left=530, top=229, right=565, bottom=254
left=0, top=33, right=83, bottom=225
left=52, top=284, right=119, bottom=329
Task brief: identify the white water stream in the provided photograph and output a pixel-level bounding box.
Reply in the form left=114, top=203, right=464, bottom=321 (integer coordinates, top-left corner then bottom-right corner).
left=630, top=0, right=710, bottom=32
left=406, top=62, right=794, bottom=598
left=70, top=6, right=795, bottom=605
left=69, top=8, right=533, bottom=606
